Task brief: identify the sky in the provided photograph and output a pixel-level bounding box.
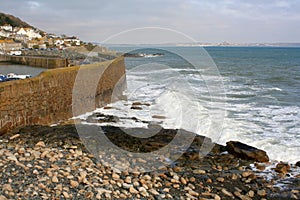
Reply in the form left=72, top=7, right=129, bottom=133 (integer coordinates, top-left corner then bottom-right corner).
left=0, top=0, right=300, bottom=44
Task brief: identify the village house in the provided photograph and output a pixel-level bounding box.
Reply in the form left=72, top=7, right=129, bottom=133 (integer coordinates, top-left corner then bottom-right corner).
left=64, top=36, right=81, bottom=46
left=26, top=39, right=39, bottom=49
left=0, top=30, right=10, bottom=38
left=54, top=39, right=64, bottom=46
left=0, top=39, right=22, bottom=51
left=0, top=24, right=13, bottom=32
left=14, top=34, right=29, bottom=43
left=15, top=27, right=42, bottom=40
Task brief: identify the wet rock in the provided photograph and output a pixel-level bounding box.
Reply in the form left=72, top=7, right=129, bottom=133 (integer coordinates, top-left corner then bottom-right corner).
left=132, top=102, right=150, bottom=106
left=275, top=162, right=290, bottom=174
left=152, top=115, right=166, bottom=119
left=130, top=106, right=143, bottom=110
left=226, top=141, right=269, bottom=162
left=255, top=163, right=266, bottom=170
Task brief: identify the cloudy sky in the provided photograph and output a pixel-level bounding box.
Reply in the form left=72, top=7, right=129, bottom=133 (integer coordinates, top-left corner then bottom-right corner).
left=1, top=0, right=299, bottom=43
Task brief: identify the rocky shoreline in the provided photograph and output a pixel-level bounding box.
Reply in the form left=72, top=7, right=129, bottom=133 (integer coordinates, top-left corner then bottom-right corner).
left=0, top=124, right=299, bottom=199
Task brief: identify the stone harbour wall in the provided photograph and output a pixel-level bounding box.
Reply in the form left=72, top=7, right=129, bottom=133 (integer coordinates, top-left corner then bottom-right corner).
left=0, top=55, right=68, bottom=69
left=0, top=57, right=126, bottom=134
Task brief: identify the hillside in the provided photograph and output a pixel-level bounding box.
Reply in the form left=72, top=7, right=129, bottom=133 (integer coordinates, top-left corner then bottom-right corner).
left=0, top=12, right=33, bottom=28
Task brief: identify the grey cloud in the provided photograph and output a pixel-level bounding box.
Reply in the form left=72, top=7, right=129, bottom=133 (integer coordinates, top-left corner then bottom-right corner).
left=0, top=0, right=299, bottom=43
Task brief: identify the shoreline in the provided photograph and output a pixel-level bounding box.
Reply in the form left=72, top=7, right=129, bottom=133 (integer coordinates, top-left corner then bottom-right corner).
left=0, top=124, right=299, bottom=199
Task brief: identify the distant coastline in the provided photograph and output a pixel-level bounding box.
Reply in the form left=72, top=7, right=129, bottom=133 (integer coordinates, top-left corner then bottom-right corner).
left=101, top=42, right=300, bottom=48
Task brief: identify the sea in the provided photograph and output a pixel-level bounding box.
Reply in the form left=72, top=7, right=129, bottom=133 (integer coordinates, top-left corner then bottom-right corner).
left=76, top=46, right=300, bottom=164
left=0, top=63, right=45, bottom=77
left=2, top=47, right=298, bottom=164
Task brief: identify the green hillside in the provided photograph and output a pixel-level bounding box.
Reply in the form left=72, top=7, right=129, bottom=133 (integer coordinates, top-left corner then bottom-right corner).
left=0, top=12, right=33, bottom=28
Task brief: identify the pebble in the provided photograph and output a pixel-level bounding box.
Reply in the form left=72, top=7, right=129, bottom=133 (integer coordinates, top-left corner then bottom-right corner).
left=247, top=190, right=254, bottom=197
left=0, top=195, right=7, bottom=200
left=216, top=177, right=225, bottom=182
left=257, top=189, right=266, bottom=196
left=129, top=186, right=139, bottom=194
left=112, top=173, right=120, bottom=180
left=9, top=134, right=20, bottom=140
left=189, top=177, right=196, bottom=182
left=180, top=177, right=187, bottom=185
left=149, top=188, right=159, bottom=196
left=2, top=184, right=13, bottom=192
left=242, top=171, right=252, bottom=178
left=222, top=188, right=233, bottom=197
left=122, top=183, right=132, bottom=189
left=63, top=191, right=70, bottom=199
left=231, top=174, right=238, bottom=180
left=125, top=176, right=132, bottom=184
left=52, top=176, right=59, bottom=183
left=70, top=180, right=79, bottom=188
left=214, top=194, right=221, bottom=200
left=193, top=169, right=206, bottom=174
left=35, top=141, right=46, bottom=147
left=138, top=187, right=148, bottom=197
left=188, top=189, right=199, bottom=197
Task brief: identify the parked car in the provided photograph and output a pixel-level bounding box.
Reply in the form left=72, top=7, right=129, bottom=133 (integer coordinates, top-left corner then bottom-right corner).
left=9, top=51, right=22, bottom=56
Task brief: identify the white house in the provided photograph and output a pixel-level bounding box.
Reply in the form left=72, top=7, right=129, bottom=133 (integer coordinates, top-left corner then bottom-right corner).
left=26, top=29, right=42, bottom=39
left=0, top=24, right=13, bottom=32
left=16, top=28, right=27, bottom=35
left=16, top=28, right=42, bottom=40
left=54, top=39, right=64, bottom=46
left=64, top=37, right=81, bottom=46
left=0, top=30, right=10, bottom=38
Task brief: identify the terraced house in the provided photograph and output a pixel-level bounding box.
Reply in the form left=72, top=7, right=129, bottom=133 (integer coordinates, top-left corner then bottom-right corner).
left=0, top=39, right=22, bottom=51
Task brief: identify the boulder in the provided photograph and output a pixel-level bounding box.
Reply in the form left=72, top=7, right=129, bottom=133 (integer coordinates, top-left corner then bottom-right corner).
left=226, top=141, right=269, bottom=162
left=275, top=162, right=290, bottom=174
left=296, top=161, right=300, bottom=167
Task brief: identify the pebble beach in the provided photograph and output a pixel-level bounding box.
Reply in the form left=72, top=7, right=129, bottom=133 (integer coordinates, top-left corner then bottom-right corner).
left=0, top=124, right=299, bottom=200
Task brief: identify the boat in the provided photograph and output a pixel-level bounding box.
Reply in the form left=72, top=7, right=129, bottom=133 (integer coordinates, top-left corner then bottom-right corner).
left=0, top=73, right=31, bottom=82
left=0, top=74, right=7, bottom=82
left=7, top=73, right=31, bottom=79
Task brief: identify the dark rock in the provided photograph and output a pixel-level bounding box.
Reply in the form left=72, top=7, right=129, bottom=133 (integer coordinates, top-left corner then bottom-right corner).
left=130, top=106, right=143, bottom=110
left=132, top=102, right=150, bottom=106
left=296, top=161, right=300, bottom=167
left=275, top=162, right=290, bottom=174
left=226, top=141, right=269, bottom=162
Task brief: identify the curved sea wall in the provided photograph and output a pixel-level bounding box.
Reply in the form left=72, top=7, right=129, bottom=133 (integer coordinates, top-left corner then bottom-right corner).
left=0, top=57, right=126, bottom=135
